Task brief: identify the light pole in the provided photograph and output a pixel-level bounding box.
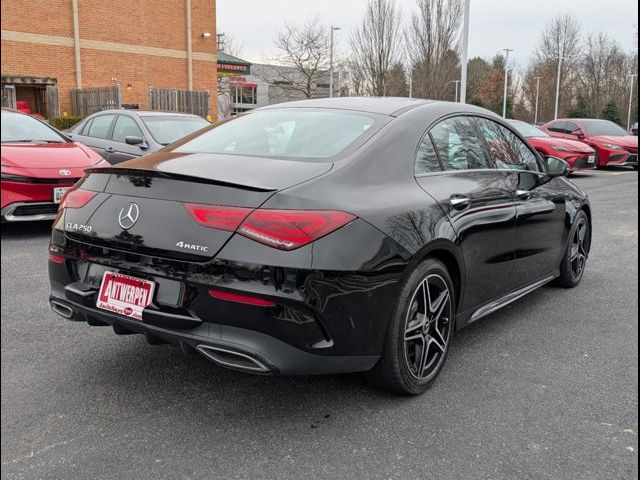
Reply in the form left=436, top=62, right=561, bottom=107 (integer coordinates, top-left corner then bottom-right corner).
left=534, top=76, right=542, bottom=124
left=329, top=26, right=341, bottom=98
left=502, top=48, right=513, bottom=118
left=408, top=68, right=413, bottom=98
left=452, top=80, right=461, bottom=102
left=553, top=55, right=572, bottom=120
left=459, top=0, right=470, bottom=103
left=626, top=73, right=637, bottom=131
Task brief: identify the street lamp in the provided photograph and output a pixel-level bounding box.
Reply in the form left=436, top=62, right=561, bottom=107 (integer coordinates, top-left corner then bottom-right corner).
left=502, top=48, right=513, bottom=118
left=451, top=80, right=461, bottom=102
left=534, top=76, right=542, bottom=124
left=459, top=0, right=470, bottom=103
left=329, top=26, right=341, bottom=98
left=626, top=73, right=637, bottom=131
left=553, top=55, right=573, bottom=120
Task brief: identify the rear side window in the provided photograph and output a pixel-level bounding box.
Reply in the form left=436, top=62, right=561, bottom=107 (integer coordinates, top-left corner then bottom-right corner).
left=112, top=115, right=143, bottom=143
left=415, top=134, right=442, bottom=174
left=85, top=115, right=115, bottom=139
left=476, top=118, right=541, bottom=172
left=430, top=117, right=490, bottom=171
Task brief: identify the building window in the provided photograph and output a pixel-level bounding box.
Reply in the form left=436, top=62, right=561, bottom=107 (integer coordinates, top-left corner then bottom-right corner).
left=232, top=84, right=257, bottom=105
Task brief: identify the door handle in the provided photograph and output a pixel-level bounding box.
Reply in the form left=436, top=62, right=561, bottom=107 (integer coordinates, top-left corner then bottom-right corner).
left=450, top=195, right=471, bottom=210
left=516, top=189, right=532, bottom=200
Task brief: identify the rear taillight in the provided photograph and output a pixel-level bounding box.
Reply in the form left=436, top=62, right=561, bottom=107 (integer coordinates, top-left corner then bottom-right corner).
left=183, top=203, right=252, bottom=231
left=237, top=209, right=356, bottom=251
left=59, top=189, right=97, bottom=210
left=183, top=203, right=356, bottom=251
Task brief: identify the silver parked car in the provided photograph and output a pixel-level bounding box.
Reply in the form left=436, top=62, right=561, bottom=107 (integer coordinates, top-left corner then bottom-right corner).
left=67, top=110, right=210, bottom=164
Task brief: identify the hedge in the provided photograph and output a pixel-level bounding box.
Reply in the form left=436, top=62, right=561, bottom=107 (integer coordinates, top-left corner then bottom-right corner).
left=51, top=116, right=84, bottom=130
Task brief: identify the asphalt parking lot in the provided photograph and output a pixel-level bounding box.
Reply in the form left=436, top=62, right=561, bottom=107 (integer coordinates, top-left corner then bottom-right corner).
left=1, top=169, right=638, bottom=480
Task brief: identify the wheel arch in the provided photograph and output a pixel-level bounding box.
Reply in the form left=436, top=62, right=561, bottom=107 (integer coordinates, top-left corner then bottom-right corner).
left=403, top=239, right=465, bottom=314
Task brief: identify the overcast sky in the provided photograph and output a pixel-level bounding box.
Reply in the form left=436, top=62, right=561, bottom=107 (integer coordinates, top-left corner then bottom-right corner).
left=217, top=0, right=638, bottom=69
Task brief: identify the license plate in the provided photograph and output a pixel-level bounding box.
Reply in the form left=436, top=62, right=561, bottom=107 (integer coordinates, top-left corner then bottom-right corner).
left=53, top=187, right=70, bottom=204
left=587, top=155, right=595, bottom=164
left=96, top=272, right=155, bottom=321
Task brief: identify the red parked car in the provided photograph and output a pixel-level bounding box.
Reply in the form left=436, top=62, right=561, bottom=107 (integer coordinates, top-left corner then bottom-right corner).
left=508, top=120, right=596, bottom=172
left=540, top=118, right=638, bottom=169
left=1, top=109, right=108, bottom=222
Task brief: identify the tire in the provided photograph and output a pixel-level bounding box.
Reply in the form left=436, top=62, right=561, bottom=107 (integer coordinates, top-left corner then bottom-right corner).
left=366, top=258, right=455, bottom=395
left=554, top=210, right=591, bottom=288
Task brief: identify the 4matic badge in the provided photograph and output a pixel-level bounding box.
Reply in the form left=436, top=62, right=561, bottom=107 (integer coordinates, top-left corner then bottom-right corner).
left=176, top=241, right=209, bottom=253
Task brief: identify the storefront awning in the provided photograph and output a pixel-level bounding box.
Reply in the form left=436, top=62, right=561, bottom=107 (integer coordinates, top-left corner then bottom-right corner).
left=217, top=52, right=252, bottom=77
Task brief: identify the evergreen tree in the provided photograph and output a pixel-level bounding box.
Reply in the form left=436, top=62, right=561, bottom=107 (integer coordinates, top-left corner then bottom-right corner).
left=568, top=96, right=588, bottom=118
left=602, top=100, right=622, bottom=125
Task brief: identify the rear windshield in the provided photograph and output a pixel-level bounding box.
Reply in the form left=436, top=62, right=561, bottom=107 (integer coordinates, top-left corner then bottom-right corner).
left=172, top=109, right=380, bottom=160
left=142, top=116, right=210, bottom=145
left=1, top=110, right=66, bottom=143
left=581, top=120, right=628, bottom=136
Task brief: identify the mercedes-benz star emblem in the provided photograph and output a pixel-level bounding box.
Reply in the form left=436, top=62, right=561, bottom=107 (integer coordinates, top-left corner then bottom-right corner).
left=118, top=203, right=140, bottom=230
left=59, top=169, right=72, bottom=176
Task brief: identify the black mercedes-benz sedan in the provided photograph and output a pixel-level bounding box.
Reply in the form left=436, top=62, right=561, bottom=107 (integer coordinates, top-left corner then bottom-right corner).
left=48, top=98, right=592, bottom=395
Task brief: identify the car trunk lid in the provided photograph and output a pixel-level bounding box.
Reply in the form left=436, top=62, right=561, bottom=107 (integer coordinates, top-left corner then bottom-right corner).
left=63, top=152, right=332, bottom=259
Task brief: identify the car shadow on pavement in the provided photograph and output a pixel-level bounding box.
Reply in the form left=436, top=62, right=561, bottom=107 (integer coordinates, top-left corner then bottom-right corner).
left=1, top=221, right=53, bottom=239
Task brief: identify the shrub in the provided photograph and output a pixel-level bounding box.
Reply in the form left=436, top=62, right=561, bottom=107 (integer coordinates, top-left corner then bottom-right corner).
left=51, top=116, right=84, bottom=130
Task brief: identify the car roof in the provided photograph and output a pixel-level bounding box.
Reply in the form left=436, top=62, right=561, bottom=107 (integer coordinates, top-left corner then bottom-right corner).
left=259, top=97, right=436, bottom=117
left=86, top=109, right=201, bottom=118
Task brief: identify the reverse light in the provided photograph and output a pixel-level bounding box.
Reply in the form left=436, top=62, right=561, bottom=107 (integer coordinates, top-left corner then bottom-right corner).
left=59, top=189, right=97, bottom=210
left=183, top=203, right=252, bottom=231
left=237, top=209, right=356, bottom=251
left=209, top=289, right=276, bottom=307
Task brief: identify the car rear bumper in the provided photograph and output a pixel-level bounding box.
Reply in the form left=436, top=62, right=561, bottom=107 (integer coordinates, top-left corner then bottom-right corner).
left=48, top=293, right=379, bottom=375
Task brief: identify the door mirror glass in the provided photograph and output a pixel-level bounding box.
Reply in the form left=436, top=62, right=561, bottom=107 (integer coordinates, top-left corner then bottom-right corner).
left=125, top=135, right=144, bottom=146
left=545, top=156, right=569, bottom=177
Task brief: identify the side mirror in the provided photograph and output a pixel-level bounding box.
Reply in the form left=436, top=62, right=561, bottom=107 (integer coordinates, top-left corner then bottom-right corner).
left=571, top=130, right=585, bottom=139
left=545, top=156, right=570, bottom=178
left=125, top=136, right=145, bottom=146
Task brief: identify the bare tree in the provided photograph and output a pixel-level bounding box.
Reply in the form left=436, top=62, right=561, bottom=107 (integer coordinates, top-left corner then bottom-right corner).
left=406, top=0, right=463, bottom=100
left=532, top=13, right=582, bottom=118
left=350, top=0, right=403, bottom=96
left=578, top=32, right=627, bottom=117
left=269, top=17, right=332, bottom=99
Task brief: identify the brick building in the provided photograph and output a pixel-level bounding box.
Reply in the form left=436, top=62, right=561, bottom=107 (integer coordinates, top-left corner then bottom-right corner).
left=1, top=0, right=217, bottom=120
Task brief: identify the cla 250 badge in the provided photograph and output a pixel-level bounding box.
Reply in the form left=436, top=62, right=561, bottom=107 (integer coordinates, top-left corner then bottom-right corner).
left=66, top=222, right=93, bottom=233
left=176, top=241, right=208, bottom=253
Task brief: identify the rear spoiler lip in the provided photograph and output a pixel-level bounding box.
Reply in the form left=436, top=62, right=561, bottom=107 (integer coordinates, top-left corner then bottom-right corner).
left=84, top=167, right=278, bottom=192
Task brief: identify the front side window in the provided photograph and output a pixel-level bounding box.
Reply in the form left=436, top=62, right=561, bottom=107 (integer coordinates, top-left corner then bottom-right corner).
left=86, top=115, right=115, bottom=139
left=173, top=109, right=380, bottom=160
left=112, top=116, right=143, bottom=143
left=429, top=117, right=490, bottom=171
left=476, top=118, right=541, bottom=172
left=415, top=134, right=442, bottom=174
left=548, top=121, right=567, bottom=133
left=564, top=121, right=581, bottom=134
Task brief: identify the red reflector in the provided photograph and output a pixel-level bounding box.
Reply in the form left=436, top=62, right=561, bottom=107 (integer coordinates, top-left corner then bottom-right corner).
left=209, top=289, right=276, bottom=307
left=183, top=203, right=252, bottom=231
left=59, top=189, right=97, bottom=210
left=237, top=210, right=356, bottom=250
left=49, top=253, right=65, bottom=264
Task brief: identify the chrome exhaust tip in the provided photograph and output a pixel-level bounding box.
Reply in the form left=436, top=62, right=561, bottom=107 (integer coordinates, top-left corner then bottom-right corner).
left=196, top=345, right=271, bottom=373
left=50, top=300, right=74, bottom=319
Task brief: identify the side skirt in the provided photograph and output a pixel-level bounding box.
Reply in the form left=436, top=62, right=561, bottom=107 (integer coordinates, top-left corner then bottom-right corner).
left=465, top=273, right=557, bottom=325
